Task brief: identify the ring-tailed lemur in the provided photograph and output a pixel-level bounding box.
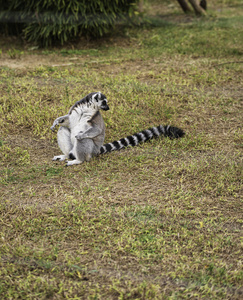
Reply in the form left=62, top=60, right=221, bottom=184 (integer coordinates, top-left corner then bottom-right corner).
left=51, top=92, right=185, bottom=166
left=51, top=92, right=109, bottom=166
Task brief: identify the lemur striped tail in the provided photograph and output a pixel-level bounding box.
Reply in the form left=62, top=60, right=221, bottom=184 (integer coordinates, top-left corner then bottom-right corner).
left=99, top=125, right=185, bottom=155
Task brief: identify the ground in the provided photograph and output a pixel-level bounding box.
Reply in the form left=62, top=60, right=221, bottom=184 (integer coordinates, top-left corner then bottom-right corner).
left=0, top=0, right=242, bottom=299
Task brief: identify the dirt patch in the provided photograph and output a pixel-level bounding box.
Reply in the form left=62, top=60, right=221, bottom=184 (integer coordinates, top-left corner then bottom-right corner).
left=0, top=53, right=67, bottom=69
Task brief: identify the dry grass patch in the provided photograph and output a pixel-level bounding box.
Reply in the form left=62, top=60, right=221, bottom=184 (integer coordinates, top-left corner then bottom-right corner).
left=0, top=0, right=243, bottom=298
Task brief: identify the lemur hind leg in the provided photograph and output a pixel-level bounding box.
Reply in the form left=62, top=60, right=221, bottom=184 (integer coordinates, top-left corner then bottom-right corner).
left=65, top=151, right=93, bottom=166
left=66, top=139, right=98, bottom=166
left=53, top=127, right=73, bottom=161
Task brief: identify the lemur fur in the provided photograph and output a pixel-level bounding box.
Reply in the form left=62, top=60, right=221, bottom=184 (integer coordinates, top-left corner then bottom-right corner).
left=100, top=125, right=184, bottom=154
left=51, top=92, right=185, bottom=166
left=51, top=92, right=109, bottom=166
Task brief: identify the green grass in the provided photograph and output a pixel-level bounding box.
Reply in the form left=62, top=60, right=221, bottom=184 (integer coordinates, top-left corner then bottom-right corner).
left=0, top=1, right=242, bottom=299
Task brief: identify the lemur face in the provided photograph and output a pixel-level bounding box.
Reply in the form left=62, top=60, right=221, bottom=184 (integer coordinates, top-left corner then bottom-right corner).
left=100, top=99, right=109, bottom=111
left=93, top=92, right=109, bottom=111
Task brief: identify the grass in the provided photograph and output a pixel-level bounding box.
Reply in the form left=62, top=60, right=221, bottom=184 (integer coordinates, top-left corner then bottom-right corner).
left=0, top=0, right=242, bottom=299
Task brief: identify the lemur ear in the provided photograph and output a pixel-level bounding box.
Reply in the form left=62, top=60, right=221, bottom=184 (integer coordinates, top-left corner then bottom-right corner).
left=93, top=92, right=103, bottom=102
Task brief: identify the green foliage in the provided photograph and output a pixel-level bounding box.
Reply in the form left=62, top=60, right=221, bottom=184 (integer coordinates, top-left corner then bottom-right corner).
left=0, top=0, right=141, bottom=46
left=7, top=48, right=24, bottom=59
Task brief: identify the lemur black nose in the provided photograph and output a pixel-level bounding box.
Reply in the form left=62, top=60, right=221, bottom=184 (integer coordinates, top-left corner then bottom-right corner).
left=102, top=105, right=109, bottom=111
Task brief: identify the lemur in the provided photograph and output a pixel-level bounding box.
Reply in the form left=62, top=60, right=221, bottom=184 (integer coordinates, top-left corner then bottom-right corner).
left=51, top=92, right=109, bottom=166
left=51, top=92, right=185, bottom=166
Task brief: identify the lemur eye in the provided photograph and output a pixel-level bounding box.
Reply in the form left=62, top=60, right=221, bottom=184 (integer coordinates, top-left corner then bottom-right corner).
left=102, top=100, right=107, bottom=106
left=59, top=119, right=64, bottom=123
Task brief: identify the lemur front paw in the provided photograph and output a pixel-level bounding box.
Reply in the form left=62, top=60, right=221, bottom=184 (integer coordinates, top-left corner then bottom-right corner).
left=75, top=132, right=84, bottom=140
left=52, top=155, right=66, bottom=161
left=50, top=124, right=57, bottom=131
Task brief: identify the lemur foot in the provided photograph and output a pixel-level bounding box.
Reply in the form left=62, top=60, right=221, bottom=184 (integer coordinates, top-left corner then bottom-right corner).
left=66, top=159, right=83, bottom=166
left=52, top=155, right=67, bottom=161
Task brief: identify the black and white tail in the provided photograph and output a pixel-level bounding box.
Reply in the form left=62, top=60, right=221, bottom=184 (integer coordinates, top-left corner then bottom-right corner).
left=99, top=125, right=185, bottom=155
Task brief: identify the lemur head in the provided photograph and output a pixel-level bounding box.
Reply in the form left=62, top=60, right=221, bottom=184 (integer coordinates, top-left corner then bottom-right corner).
left=68, top=92, right=109, bottom=114
left=92, top=92, right=109, bottom=111
left=50, top=116, right=70, bottom=131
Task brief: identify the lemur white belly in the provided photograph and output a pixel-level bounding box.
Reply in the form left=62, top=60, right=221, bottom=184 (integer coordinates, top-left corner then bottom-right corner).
left=69, top=111, right=94, bottom=145
left=70, top=122, right=90, bottom=145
